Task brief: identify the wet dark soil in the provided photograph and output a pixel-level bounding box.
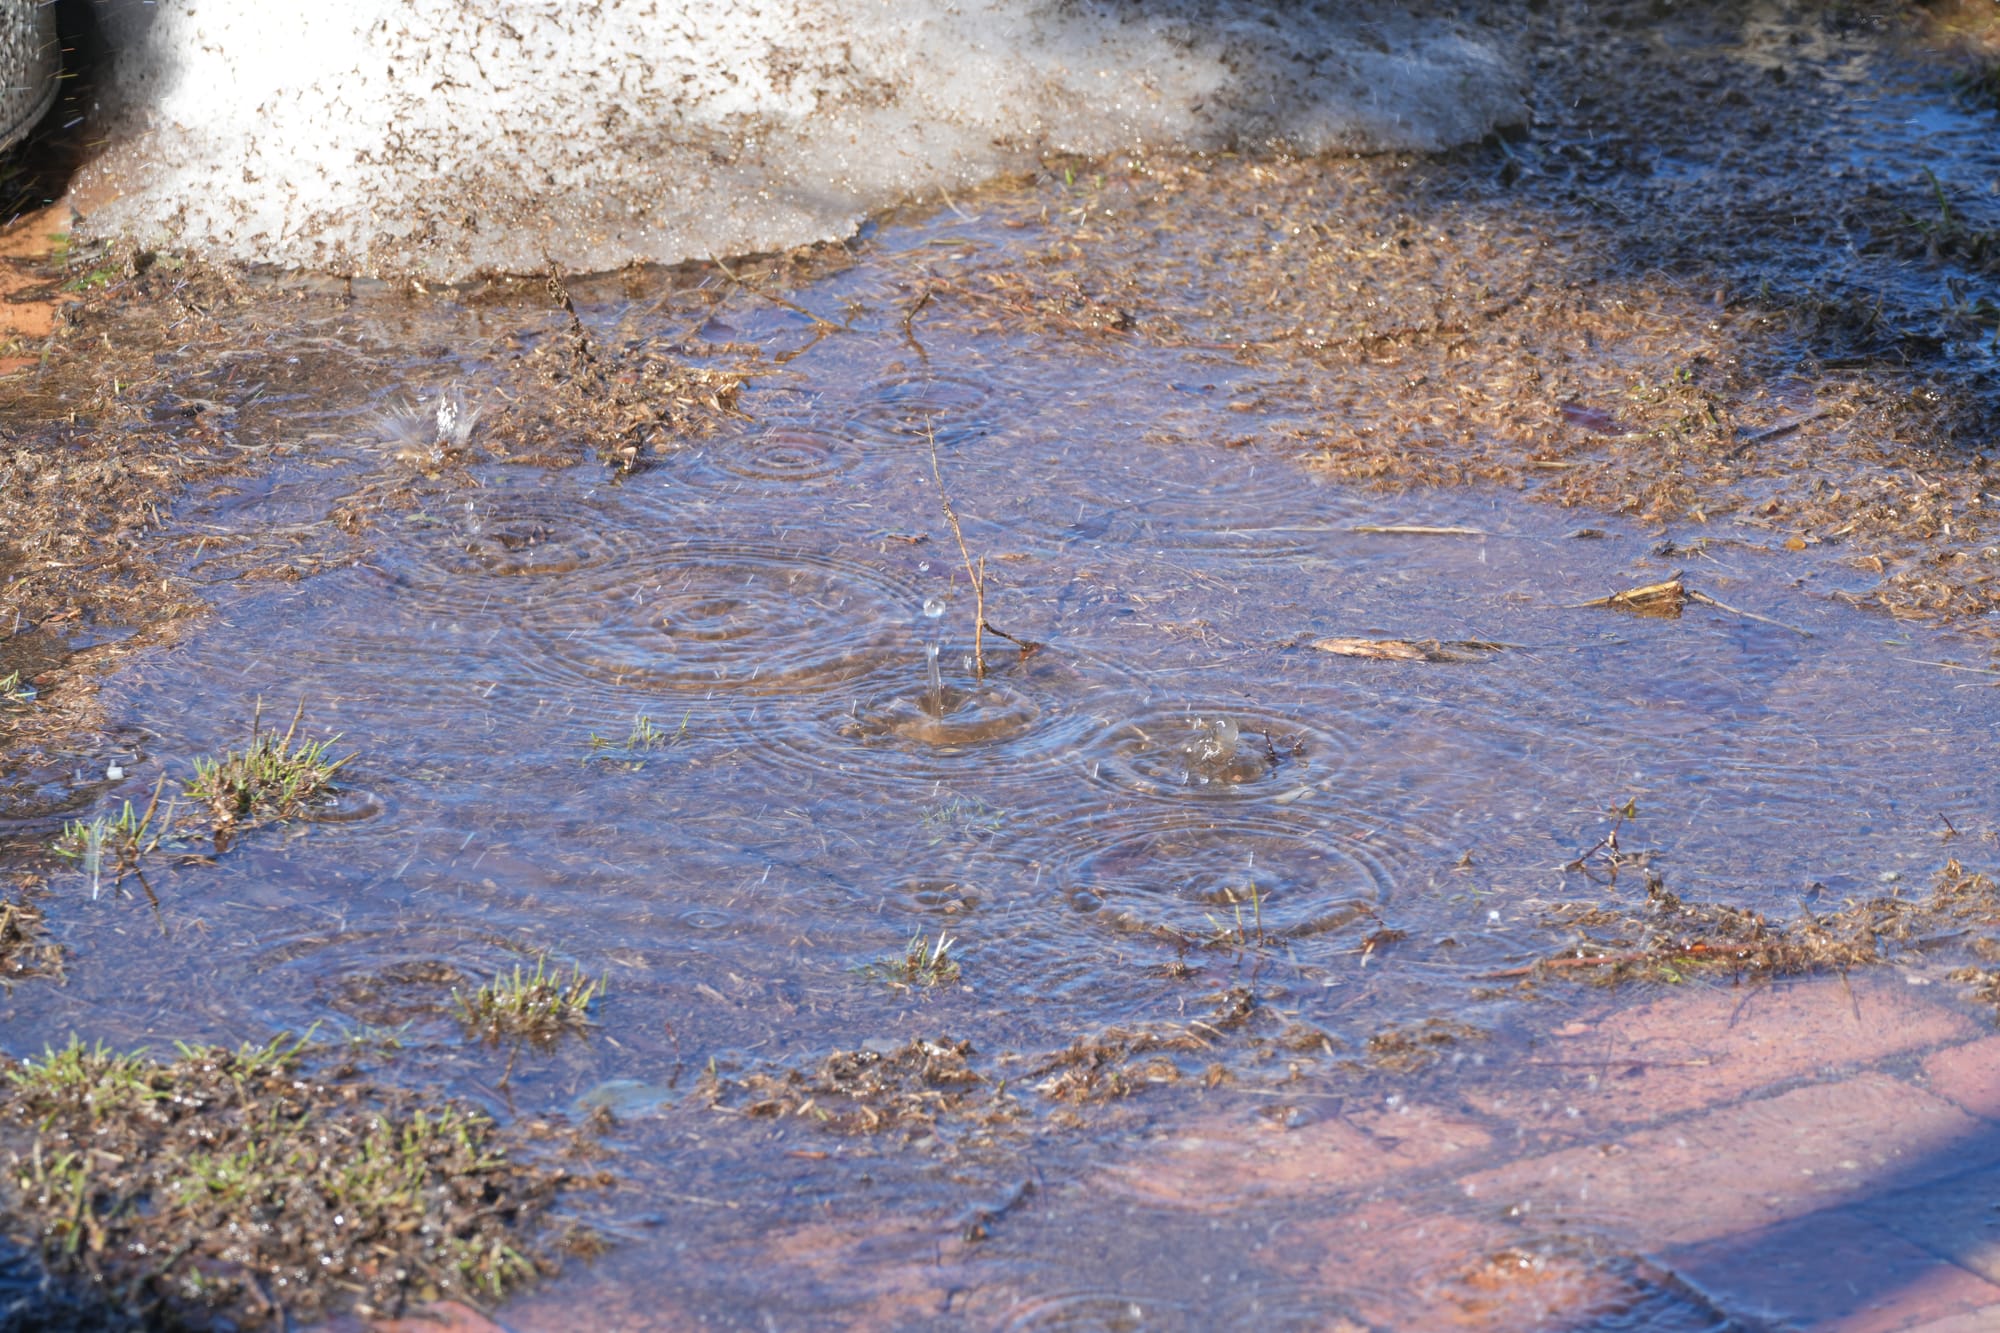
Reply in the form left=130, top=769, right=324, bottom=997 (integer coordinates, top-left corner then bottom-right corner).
left=4, top=0, right=2000, bottom=1327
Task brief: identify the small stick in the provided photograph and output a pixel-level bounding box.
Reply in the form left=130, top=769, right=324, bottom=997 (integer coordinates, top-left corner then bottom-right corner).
left=902, top=286, right=933, bottom=354
left=981, top=621, right=1041, bottom=657
left=1351, top=524, right=1486, bottom=537
left=1685, top=589, right=1813, bottom=637
left=1726, top=410, right=1835, bottom=459
left=1896, top=657, right=2000, bottom=677
left=708, top=253, right=847, bottom=333
left=927, top=425, right=985, bottom=676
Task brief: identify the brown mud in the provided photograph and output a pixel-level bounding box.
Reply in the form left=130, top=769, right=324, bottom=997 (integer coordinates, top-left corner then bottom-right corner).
left=4, top=1, right=2000, bottom=1328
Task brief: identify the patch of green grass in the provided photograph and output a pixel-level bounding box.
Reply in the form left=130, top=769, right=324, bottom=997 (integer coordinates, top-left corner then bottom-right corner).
left=9, top=1037, right=164, bottom=1117
left=186, top=702, right=350, bottom=834
left=2, top=1032, right=576, bottom=1324
left=865, top=931, right=962, bottom=991
left=583, top=711, right=687, bottom=765
left=0, top=670, right=33, bottom=705
left=454, top=956, right=603, bottom=1041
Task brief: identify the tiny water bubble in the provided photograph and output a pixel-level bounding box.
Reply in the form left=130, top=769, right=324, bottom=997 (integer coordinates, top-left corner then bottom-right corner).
left=918, top=560, right=932, bottom=573
left=922, top=597, right=946, bottom=620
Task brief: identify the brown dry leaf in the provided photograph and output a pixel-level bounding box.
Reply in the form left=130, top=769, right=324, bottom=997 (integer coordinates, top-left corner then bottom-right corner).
left=1312, top=637, right=1503, bottom=663
left=1580, top=575, right=1686, bottom=617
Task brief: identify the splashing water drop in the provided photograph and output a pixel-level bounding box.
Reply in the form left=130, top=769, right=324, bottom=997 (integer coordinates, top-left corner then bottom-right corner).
left=924, top=642, right=944, bottom=717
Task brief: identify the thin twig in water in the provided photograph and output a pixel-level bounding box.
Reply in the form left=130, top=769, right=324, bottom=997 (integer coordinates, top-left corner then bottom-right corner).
left=1351, top=524, right=1486, bottom=537
left=1685, top=589, right=1813, bottom=638
left=928, top=425, right=986, bottom=677
left=708, top=253, right=847, bottom=334
left=902, top=286, right=934, bottom=355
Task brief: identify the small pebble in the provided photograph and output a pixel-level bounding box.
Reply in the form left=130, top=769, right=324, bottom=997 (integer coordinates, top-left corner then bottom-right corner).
left=1880, top=871, right=1902, bottom=884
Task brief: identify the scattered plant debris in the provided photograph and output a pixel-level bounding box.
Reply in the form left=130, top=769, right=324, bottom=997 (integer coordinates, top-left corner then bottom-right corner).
left=1030, top=986, right=1263, bottom=1102
left=0, top=892, right=60, bottom=983
left=1563, top=798, right=1653, bottom=883
left=1364, top=1019, right=1486, bottom=1074
left=720, top=1037, right=1006, bottom=1136
left=1505, top=859, right=2000, bottom=985
left=1949, top=965, right=2000, bottom=1017
left=487, top=266, right=745, bottom=473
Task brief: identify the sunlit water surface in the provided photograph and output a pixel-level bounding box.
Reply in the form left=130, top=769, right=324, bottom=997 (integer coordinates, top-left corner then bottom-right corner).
left=6, top=186, right=2000, bottom=1330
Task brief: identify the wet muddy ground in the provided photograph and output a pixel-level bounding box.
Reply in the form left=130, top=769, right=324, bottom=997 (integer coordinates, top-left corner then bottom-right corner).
left=7, top=1, right=2000, bottom=1328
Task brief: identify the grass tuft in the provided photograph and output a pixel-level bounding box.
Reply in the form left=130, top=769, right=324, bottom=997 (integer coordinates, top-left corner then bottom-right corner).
left=185, top=701, right=350, bottom=835
left=583, top=711, right=687, bottom=765
left=454, top=956, right=603, bottom=1042
left=9, top=1037, right=163, bottom=1116
left=866, top=931, right=962, bottom=991
left=0, top=670, right=34, bottom=705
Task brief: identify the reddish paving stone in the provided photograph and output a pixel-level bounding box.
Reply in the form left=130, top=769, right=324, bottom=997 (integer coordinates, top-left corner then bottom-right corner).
left=1666, top=1206, right=2000, bottom=1333
left=0, top=201, right=68, bottom=349
left=1462, top=1074, right=1986, bottom=1250
left=1265, top=1199, right=1706, bottom=1330
left=1904, top=1305, right=2000, bottom=1332
left=1468, top=975, right=1974, bottom=1136
left=1097, top=1098, right=1492, bottom=1210
left=368, top=1301, right=508, bottom=1333
left=1925, top=1036, right=2000, bottom=1122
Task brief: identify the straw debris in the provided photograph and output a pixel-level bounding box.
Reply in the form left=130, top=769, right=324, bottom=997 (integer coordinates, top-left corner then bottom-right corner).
left=719, top=1037, right=1009, bottom=1137
left=1312, top=637, right=1507, bottom=663
left=1505, top=860, right=2000, bottom=985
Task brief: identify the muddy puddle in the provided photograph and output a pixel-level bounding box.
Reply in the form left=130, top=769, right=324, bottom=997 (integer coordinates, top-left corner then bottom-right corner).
left=8, top=2, right=2000, bottom=1329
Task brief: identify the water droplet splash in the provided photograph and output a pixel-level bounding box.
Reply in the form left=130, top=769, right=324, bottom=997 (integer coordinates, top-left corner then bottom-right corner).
left=924, top=642, right=945, bottom=717
left=1181, top=716, right=1242, bottom=783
